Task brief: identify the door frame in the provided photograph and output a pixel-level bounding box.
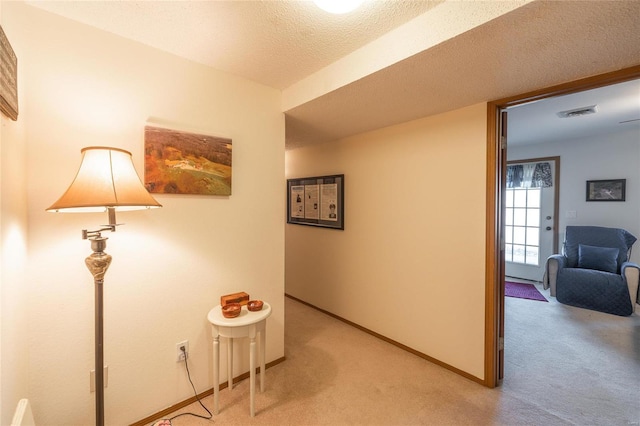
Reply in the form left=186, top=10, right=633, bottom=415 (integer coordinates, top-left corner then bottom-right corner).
left=484, top=64, right=640, bottom=388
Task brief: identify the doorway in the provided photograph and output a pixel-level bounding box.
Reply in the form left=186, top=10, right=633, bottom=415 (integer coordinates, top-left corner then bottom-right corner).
left=484, top=65, right=640, bottom=388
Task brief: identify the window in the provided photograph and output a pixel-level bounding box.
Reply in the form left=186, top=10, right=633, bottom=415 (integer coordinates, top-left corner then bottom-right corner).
left=505, top=188, right=540, bottom=265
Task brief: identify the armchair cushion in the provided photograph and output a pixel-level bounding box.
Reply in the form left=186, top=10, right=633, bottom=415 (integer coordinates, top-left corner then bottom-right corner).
left=578, top=244, right=619, bottom=273
left=556, top=268, right=633, bottom=316
left=564, top=226, right=636, bottom=273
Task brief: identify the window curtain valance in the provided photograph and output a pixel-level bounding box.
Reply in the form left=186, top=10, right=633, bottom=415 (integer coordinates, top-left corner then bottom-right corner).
left=507, top=162, right=553, bottom=188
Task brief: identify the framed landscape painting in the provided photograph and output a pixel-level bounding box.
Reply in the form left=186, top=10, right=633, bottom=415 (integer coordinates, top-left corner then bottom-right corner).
left=144, top=126, right=232, bottom=196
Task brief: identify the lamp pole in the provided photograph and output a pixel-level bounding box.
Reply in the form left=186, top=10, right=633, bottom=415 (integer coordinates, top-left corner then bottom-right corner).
left=85, top=236, right=111, bottom=426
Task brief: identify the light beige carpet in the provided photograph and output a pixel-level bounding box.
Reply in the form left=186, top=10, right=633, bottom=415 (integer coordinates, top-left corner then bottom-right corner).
left=148, top=289, right=640, bottom=425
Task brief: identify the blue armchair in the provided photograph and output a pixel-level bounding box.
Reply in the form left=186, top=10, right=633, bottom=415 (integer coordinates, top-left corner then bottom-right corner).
left=544, top=226, right=639, bottom=316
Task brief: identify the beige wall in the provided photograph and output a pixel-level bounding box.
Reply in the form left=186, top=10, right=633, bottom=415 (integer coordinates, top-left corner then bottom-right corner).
left=1, top=1, right=31, bottom=423
left=285, top=103, right=488, bottom=379
left=3, top=3, right=284, bottom=424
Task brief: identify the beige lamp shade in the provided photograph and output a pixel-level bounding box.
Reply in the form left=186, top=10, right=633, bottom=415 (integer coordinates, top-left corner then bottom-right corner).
left=47, top=146, right=162, bottom=213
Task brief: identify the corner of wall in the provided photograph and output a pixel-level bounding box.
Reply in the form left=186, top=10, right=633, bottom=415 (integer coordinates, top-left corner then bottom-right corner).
left=1, top=3, right=31, bottom=423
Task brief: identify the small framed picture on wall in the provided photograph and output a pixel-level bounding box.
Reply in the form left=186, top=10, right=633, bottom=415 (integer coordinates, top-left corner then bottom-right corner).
left=287, top=174, right=344, bottom=229
left=0, top=25, right=18, bottom=121
left=586, top=179, right=626, bottom=202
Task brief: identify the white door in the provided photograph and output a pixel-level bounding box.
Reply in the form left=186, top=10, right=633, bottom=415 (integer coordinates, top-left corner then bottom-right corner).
left=504, top=159, right=557, bottom=282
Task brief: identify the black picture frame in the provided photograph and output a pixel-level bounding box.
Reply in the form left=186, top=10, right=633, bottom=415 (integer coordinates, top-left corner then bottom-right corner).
left=287, top=174, right=344, bottom=229
left=586, top=179, right=626, bottom=202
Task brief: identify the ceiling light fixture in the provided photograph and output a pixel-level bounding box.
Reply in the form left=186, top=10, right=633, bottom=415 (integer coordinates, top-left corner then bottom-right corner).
left=314, top=0, right=364, bottom=14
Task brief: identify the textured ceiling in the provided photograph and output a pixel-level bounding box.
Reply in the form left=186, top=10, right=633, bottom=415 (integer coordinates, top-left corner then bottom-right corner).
left=508, top=79, right=640, bottom=146
left=284, top=1, right=640, bottom=148
left=28, top=0, right=442, bottom=90
left=27, top=0, right=640, bottom=149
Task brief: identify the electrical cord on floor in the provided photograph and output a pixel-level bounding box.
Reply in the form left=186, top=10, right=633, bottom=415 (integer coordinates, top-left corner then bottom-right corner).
left=153, top=348, right=213, bottom=425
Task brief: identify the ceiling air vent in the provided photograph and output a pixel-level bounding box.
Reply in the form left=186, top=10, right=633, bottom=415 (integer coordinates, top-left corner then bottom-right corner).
left=557, top=105, right=598, bottom=118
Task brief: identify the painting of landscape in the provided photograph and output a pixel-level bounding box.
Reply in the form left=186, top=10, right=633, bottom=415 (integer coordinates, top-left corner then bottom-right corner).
left=144, top=126, right=232, bottom=196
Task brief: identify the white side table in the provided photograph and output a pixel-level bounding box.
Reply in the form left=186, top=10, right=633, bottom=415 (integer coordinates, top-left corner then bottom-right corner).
left=207, top=302, right=271, bottom=417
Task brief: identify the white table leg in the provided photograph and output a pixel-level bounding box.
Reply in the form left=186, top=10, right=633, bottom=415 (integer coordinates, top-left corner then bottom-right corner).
left=213, top=334, right=220, bottom=415
left=227, top=337, right=233, bottom=390
left=260, top=329, right=266, bottom=392
left=249, top=335, right=256, bottom=417
left=208, top=305, right=270, bottom=418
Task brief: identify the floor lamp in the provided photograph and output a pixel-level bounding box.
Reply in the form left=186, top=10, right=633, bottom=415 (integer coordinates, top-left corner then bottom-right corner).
left=47, top=146, right=162, bottom=426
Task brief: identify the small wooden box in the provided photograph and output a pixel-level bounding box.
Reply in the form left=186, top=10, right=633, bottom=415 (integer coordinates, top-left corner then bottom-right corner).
left=220, top=292, right=249, bottom=307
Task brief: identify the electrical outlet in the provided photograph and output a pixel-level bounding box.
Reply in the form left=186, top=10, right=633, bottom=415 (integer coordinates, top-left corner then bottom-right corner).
left=90, top=366, right=109, bottom=392
left=176, top=340, right=189, bottom=362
